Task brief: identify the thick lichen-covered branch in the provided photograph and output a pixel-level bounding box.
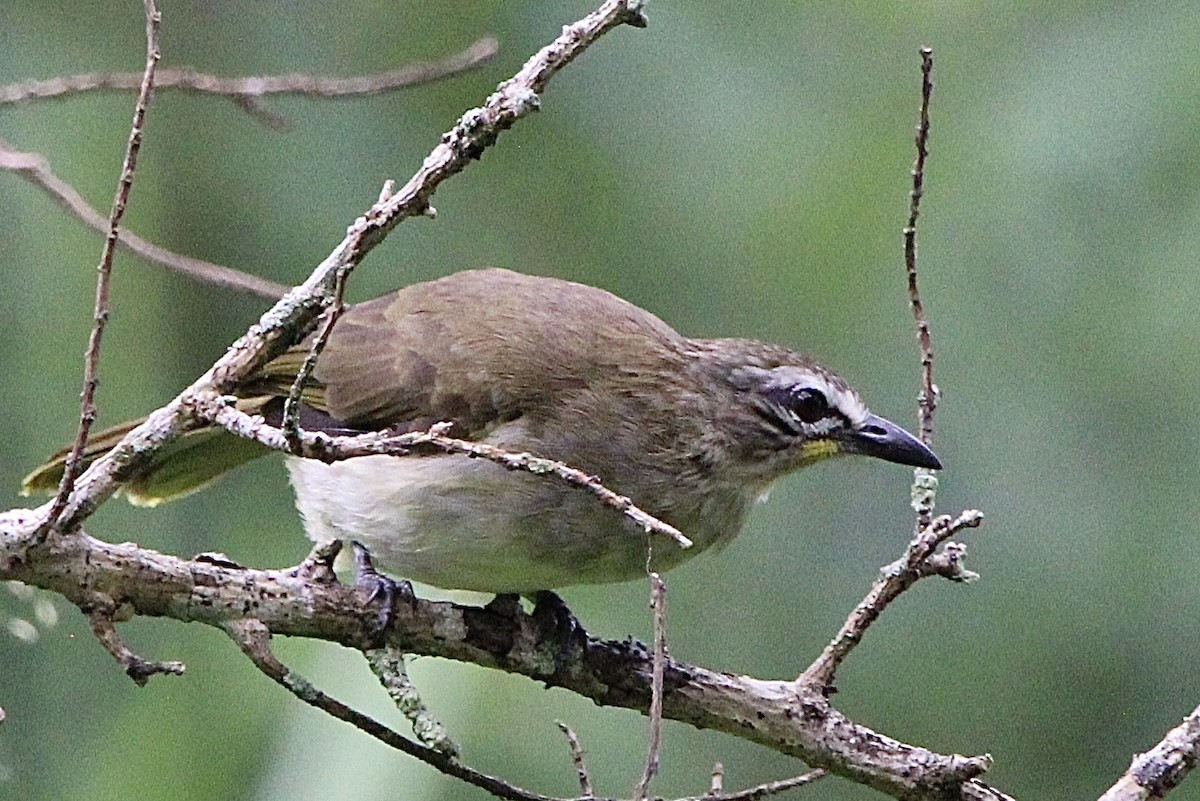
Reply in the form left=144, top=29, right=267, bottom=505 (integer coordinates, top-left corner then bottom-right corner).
left=0, top=523, right=994, bottom=799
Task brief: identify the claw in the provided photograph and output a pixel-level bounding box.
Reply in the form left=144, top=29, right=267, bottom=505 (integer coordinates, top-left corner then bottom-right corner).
left=531, top=591, right=586, bottom=673
left=351, top=541, right=413, bottom=639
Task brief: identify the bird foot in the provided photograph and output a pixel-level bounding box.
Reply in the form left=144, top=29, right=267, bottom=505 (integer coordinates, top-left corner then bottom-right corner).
left=351, top=541, right=414, bottom=640
left=531, top=591, right=588, bottom=674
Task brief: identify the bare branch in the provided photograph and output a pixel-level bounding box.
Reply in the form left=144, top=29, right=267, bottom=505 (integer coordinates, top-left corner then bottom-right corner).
left=962, top=782, right=1018, bottom=801
left=88, top=607, right=184, bottom=686
left=415, top=428, right=692, bottom=549
left=184, top=396, right=690, bottom=550
left=0, top=140, right=288, bottom=299
left=225, top=612, right=831, bottom=801
left=365, top=646, right=460, bottom=757
left=1099, top=705, right=1200, bottom=801
left=225, top=618, right=561, bottom=801
left=556, top=722, right=596, bottom=799
left=38, top=0, right=161, bottom=542
left=786, top=45, right=979, bottom=696
left=703, top=770, right=826, bottom=801
left=904, top=47, right=937, bottom=453
left=903, top=47, right=939, bottom=535
left=798, top=509, right=983, bottom=691
left=280, top=182, right=400, bottom=440
left=282, top=263, right=350, bottom=452
left=0, top=529, right=997, bottom=798
left=34, top=0, right=650, bottom=535
left=792, top=51, right=969, bottom=700
left=711, top=763, right=724, bottom=794
left=634, top=572, right=667, bottom=800
left=0, top=37, right=499, bottom=111
left=0, top=39, right=500, bottom=301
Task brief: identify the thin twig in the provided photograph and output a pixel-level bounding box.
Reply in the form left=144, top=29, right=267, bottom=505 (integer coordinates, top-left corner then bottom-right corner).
left=795, top=44, right=978, bottom=693
left=37, top=0, right=161, bottom=543
left=556, top=722, right=595, bottom=799
left=0, top=141, right=287, bottom=299
left=0, top=40, right=498, bottom=301
left=709, top=763, right=724, bottom=795
left=1098, top=704, right=1200, bottom=801
left=797, top=509, right=983, bottom=690
left=231, top=613, right=831, bottom=801
left=225, top=619, right=562, bottom=801
left=634, top=572, right=667, bottom=800
left=282, top=263, right=351, bottom=452
left=700, top=770, right=825, bottom=801
left=231, top=610, right=828, bottom=801
left=0, top=36, right=499, bottom=112
left=795, top=51, right=972, bottom=694
left=962, top=781, right=1018, bottom=801
left=903, top=47, right=938, bottom=529
left=365, top=646, right=460, bottom=757
left=47, top=0, right=649, bottom=535
left=185, top=396, right=692, bottom=550
left=278, top=177, right=372, bottom=445
left=905, top=47, right=936, bottom=445
left=418, top=428, right=692, bottom=549
left=88, top=608, right=185, bottom=686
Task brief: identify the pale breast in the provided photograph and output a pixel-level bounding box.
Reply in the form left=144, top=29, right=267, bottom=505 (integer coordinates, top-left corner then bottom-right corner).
left=284, top=451, right=753, bottom=593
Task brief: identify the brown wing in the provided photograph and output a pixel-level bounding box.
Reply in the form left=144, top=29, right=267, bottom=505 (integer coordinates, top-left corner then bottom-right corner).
left=255, top=268, right=687, bottom=438
left=23, top=269, right=690, bottom=507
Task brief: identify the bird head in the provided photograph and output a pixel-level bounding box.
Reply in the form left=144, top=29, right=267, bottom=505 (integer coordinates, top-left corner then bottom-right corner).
left=707, top=342, right=941, bottom=481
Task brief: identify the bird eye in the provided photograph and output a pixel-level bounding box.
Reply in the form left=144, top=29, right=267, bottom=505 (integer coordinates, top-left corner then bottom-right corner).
left=790, top=387, right=830, bottom=424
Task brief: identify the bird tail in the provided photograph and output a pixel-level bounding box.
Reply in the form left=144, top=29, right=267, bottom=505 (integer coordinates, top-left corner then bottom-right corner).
left=21, top=410, right=272, bottom=507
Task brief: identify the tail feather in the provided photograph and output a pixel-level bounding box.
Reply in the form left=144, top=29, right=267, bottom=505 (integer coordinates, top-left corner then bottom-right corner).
left=21, top=418, right=145, bottom=497
left=21, top=410, right=272, bottom=506
left=122, top=428, right=272, bottom=506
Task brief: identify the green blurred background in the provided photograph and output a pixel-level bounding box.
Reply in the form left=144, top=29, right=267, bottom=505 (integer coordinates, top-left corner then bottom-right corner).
left=3, top=1, right=1199, bottom=799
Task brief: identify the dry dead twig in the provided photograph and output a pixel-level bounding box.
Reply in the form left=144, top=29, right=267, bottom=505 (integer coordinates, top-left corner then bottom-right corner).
left=37, top=0, right=162, bottom=543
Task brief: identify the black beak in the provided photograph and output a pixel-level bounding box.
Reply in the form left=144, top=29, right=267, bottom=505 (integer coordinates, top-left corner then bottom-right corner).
left=844, top=413, right=942, bottom=470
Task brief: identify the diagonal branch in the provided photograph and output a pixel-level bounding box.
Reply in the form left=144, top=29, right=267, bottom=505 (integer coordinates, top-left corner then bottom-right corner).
left=38, top=0, right=161, bottom=542
left=0, top=38, right=501, bottom=300
left=1099, top=705, right=1200, bottom=801
left=225, top=618, right=561, bottom=801
left=183, top=395, right=690, bottom=549
left=227, top=615, right=832, bottom=801
left=0, top=140, right=288, bottom=299
left=798, top=509, right=983, bottom=691
left=27, top=0, right=651, bottom=537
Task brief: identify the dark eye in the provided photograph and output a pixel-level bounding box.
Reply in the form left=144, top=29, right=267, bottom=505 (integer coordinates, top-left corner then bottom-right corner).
left=790, top=387, right=830, bottom=424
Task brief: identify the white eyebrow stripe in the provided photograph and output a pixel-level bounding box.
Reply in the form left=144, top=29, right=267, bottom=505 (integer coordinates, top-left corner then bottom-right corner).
left=787, top=368, right=870, bottom=427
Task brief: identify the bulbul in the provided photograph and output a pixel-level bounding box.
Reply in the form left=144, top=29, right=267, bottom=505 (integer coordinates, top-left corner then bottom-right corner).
left=24, top=268, right=941, bottom=593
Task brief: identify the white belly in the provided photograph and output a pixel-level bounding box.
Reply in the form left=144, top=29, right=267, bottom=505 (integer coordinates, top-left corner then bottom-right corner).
left=284, top=454, right=709, bottom=593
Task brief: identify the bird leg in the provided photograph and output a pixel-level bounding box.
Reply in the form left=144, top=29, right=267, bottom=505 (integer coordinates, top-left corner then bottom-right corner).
left=351, top=540, right=414, bottom=640
left=531, top=590, right=589, bottom=675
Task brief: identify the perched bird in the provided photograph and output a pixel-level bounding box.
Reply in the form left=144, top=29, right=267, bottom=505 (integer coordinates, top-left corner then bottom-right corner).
left=23, top=268, right=940, bottom=593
